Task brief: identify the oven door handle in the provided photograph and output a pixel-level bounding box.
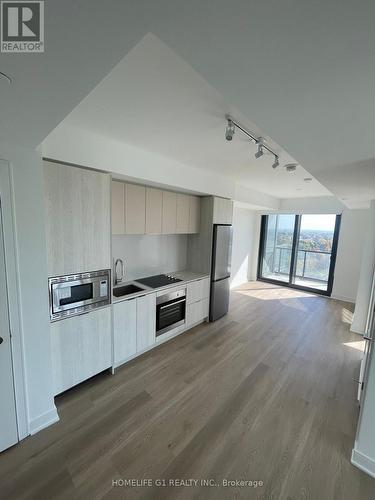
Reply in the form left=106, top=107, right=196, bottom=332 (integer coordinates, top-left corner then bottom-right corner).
left=159, top=299, right=186, bottom=310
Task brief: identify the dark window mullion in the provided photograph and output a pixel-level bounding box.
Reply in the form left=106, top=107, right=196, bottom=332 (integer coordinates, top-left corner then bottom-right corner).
left=289, top=215, right=300, bottom=284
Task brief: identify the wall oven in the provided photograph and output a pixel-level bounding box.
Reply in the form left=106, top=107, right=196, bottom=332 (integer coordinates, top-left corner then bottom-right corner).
left=156, top=288, right=186, bottom=336
left=49, top=269, right=111, bottom=321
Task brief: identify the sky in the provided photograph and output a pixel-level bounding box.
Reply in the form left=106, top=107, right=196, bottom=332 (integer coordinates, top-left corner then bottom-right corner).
left=300, top=214, right=336, bottom=231
left=277, top=214, right=336, bottom=231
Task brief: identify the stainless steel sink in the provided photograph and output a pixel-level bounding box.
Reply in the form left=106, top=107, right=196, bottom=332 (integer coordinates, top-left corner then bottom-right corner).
left=113, top=284, right=144, bottom=297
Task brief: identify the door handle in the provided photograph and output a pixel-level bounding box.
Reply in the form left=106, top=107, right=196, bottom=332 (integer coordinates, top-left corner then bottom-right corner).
left=364, top=336, right=373, bottom=342
left=0, top=337, right=3, bottom=344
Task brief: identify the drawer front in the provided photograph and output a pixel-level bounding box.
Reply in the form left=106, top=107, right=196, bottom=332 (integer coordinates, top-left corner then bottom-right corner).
left=187, top=298, right=209, bottom=328
left=187, top=278, right=210, bottom=305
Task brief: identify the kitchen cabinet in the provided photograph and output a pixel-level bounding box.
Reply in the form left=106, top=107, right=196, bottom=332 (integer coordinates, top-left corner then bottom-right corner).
left=111, top=180, right=201, bottom=235
left=176, top=193, right=190, bottom=233
left=213, top=197, right=233, bottom=225
left=136, top=293, right=156, bottom=352
left=125, top=183, right=146, bottom=234
left=187, top=277, right=210, bottom=305
left=187, top=298, right=209, bottom=329
left=186, top=277, right=210, bottom=328
left=146, top=188, right=163, bottom=234
left=50, top=307, right=112, bottom=395
left=113, top=298, right=137, bottom=366
left=44, top=161, right=111, bottom=276
left=111, top=181, right=125, bottom=235
left=162, top=191, right=177, bottom=234
left=189, top=195, right=200, bottom=233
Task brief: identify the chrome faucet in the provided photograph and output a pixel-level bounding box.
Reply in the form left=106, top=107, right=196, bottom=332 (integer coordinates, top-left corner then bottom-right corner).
left=114, top=259, right=124, bottom=285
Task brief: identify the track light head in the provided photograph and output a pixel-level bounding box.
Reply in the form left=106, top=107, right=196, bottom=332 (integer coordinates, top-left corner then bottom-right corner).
left=225, top=118, right=235, bottom=141
left=255, top=141, right=264, bottom=159
left=272, top=156, right=279, bottom=169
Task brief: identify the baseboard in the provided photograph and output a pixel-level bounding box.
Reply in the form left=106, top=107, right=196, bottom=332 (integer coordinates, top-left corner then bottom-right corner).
left=330, top=294, right=355, bottom=304
left=29, top=406, right=59, bottom=435
left=351, top=448, right=375, bottom=479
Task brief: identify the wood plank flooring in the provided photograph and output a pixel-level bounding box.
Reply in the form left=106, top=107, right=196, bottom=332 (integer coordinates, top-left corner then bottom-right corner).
left=1, top=281, right=374, bottom=499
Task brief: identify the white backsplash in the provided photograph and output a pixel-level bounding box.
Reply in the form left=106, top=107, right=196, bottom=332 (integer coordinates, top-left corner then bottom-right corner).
left=112, top=234, right=188, bottom=282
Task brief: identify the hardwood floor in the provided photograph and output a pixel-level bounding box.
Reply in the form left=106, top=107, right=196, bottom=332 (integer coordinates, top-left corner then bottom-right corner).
left=1, top=282, right=374, bottom=499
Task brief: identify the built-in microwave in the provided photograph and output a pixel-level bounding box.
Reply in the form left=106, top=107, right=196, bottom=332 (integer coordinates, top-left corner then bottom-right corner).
left=48, top=269, right=111, bottom=322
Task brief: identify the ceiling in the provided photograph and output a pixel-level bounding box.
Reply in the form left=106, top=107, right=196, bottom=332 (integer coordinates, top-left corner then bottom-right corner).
left=60, top=34, right=330, bottom=199
left=1, top=0, right=374, bottom=206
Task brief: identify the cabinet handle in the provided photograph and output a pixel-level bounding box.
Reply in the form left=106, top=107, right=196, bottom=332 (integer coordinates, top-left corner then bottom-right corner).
left=364, top=336, right=373, bottom=342
left=0, top=337, right=3, bottom=344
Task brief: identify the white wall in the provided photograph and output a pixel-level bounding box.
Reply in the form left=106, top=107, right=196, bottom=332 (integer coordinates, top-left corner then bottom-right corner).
left=42, top=122, right=279, bottom=210
left=230, top=207, right=256, bottom=288
left=0, top=142, right=57, bottom=435
left=353, top=339, right=375, bottom=478
left=332, top=209, right=370, bottom=303
left=279, top=195, right=345, bottom=213
left=112, top=234, right=188, bottom=282
left=352, top=203, right=375, bottom=333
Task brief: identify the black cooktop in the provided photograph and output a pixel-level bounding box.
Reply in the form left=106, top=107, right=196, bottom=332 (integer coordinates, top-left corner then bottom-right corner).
left=136, top=274, right=183, bottom=289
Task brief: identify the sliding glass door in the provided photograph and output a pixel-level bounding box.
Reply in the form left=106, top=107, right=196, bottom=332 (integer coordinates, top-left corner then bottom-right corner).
left=258, top=213, right=341, bottom=295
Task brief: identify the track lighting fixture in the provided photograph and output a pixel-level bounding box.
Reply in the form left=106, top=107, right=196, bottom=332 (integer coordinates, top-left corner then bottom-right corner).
left=272, top=156, right=279, bottom=169
left=255, top=142, right=264, bottom=159
left=225, top=119, right=235, bottom=141
left=224, top=115, right=281, bottom=170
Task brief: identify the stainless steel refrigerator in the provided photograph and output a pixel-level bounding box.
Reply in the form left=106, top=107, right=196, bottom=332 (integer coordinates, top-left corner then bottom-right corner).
left=209, top=224, right=233, bottom=321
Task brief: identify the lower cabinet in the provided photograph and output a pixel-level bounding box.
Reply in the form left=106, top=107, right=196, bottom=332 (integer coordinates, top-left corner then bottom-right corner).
left=113, top=293, right=156, bottom=367
left=187, top=298, right=209, bottom=328
left=50, top=306, right=112, bottom=395
left=113, top=298, right=137, bottom=365
left=136, top=293, right=156, bottom=352
left=186, top=277, right=210, bottom=328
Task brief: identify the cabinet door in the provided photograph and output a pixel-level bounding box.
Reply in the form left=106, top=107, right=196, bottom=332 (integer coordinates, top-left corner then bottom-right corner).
left=43, top=161, right=111, bottom=276
left=146, top=188, right=162, bottom=234
left=162, top=191, right=177, bottom=234
left=213, top=197, right=233, bottom=225
left=188, top=196, right=201, bottom=233
left=176, top=193, right=190, bottom=233
left=136, top=294, right=156, bottom=352
left=187, top=278, right=210, bottom=305
left=186, top=299, right=208, bottom=329
left=187, top=280, right=202, bottom=305
left=125, top=184, right=146, bottom=234
left=50, top=307, right=112, bottom=395
left=113, top=299, right=137, bottom=365
left=111, top=181, right=125, bottom=234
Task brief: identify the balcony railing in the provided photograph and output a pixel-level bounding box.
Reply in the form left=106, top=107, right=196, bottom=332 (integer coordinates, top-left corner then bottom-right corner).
left=268, top=246, right=331, bottom=283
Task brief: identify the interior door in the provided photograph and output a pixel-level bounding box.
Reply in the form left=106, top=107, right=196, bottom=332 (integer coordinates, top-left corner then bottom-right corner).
left=0, top=202, right=18, bottom=452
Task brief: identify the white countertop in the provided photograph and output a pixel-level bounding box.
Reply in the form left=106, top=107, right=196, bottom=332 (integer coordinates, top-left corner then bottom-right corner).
left=112, top=270, right=210, bottom=303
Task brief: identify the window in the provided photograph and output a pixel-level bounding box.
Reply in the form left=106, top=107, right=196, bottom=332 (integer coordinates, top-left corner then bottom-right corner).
left=258, top=213, right=341, bottom=295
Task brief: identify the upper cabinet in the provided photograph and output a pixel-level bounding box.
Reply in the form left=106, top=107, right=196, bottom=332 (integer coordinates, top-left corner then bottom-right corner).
left=162, top=191, right=177, bottom=234
left=146, top=188, right=163, bottom=234
left=111, top=181, right=125, bottom=234
left=111, top=180, right=201, bottom=235
left=212, top=197, right=233, bottom=225
left=176, top=193, right=190, bottom=233
left=189, top=195, right=200, bottom=233
left=44, top=161, right=111, bottom=276
left=125, top=184, right=145, bottom=234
